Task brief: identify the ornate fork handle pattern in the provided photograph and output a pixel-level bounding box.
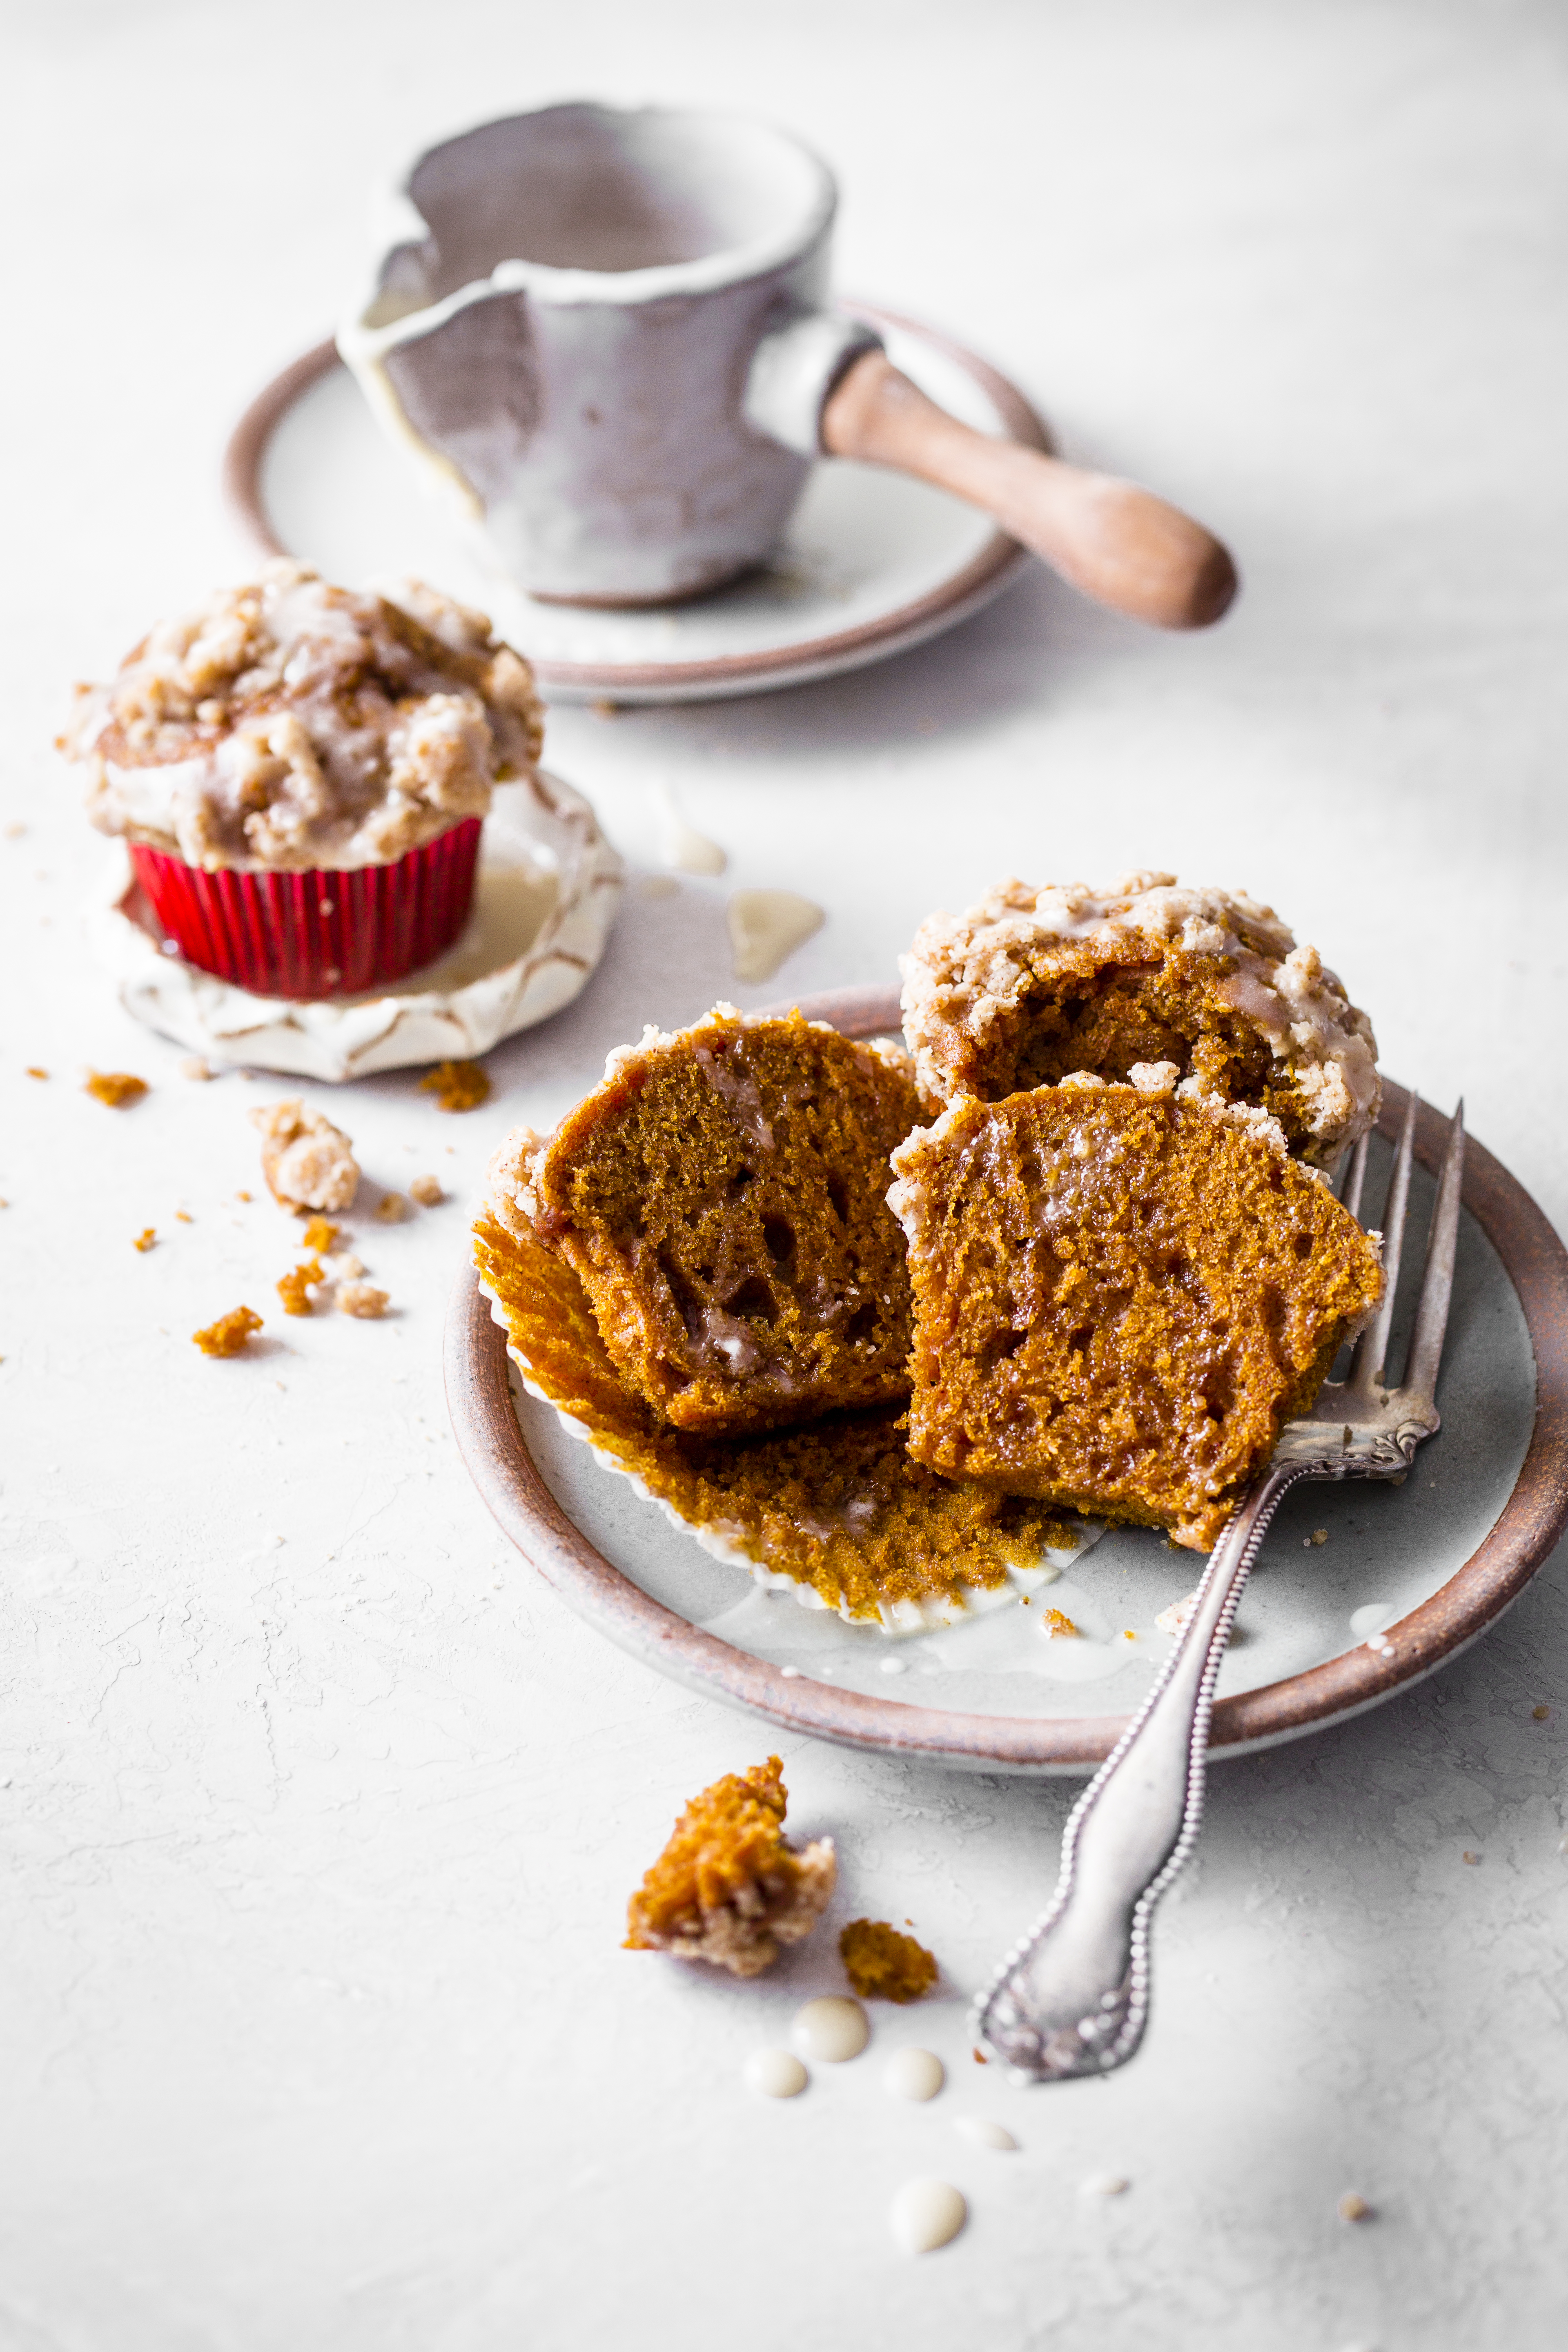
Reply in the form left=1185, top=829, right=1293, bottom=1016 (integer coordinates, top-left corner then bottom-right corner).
left=971, top=1461, right=1309, bottom=2080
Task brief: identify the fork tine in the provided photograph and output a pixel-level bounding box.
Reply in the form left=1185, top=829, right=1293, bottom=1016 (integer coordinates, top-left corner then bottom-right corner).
left=1401, top=1100, right=1465, bottom=1407
left=1345, top=1089, right=1418, bottom=1394
left=1339, top=1129, right=1370, bottom=1223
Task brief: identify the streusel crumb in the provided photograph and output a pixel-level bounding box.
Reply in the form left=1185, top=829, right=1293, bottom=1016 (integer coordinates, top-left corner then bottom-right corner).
left=421, top=1059, right=491, bottom=1112
left=373, top=1193, right=407, bottom=1224
left=338, top=1281, right=388, bottom=1319
left=409, top=1175, right=444, bottom=1206
left=252, top=1100, right=359, bottom=1212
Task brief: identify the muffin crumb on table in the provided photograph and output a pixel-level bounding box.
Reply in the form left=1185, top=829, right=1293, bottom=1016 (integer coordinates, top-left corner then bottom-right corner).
left=85, top=1070, right=147, bottom=1108
left=625, top=1756, right=835, bottom=1978
left=276, top=1259, right=326, bottom=1316
left=252, top=1101, right=359, bottom=1212
left=408, top=1174, right=444, bottom=1206
left=421, top=1059, right=492, bottom=1112
left=192, top=1306, right=263, bottom=1358
left=839, top=1918, right=939, bottom=2002
left=338, top=1281, right=389, bottom=1319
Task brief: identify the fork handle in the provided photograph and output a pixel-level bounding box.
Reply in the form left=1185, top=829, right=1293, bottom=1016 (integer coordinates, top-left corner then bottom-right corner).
left=973, top=1465, right=1307, bottom=2080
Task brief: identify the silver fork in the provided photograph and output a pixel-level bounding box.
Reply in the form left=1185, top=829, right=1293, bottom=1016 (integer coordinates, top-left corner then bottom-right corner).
left=972, top=1093, right=1466, bottom=2083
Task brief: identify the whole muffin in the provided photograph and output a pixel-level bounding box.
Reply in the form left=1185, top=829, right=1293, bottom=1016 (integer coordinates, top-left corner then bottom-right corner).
left=61, top=561, right=544, bottom=999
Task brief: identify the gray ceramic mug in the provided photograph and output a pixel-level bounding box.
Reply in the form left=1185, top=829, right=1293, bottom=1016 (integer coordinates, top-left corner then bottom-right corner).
left=339, top=103, right=880, bottom=606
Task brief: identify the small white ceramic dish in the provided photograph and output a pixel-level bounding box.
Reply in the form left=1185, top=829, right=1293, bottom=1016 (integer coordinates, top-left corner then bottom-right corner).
left=91, top=772, right=621, bottom=1081
left=229, top=308, right=1042, bottom=703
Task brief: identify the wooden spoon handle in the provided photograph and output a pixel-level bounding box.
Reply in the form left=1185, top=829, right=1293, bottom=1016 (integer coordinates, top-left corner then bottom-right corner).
left=821, top=350, right=1238, bottom=631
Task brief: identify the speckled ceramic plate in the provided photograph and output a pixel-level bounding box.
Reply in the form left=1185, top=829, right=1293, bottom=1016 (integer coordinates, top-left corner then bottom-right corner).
left=445, top=984, right=1568, bottom=1774
left=225, top=308, right=1042, bottom=704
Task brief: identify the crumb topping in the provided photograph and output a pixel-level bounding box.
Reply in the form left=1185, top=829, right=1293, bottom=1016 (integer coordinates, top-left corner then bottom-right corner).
left=192, top=1305, right=262, bottom=1357
left=900, top=873, right=1380, bottom=1166
left=252, top=1099, right=360, bottom=1212
left=276, top=1258, right=326, bottom=1316
left=338, top=1281, right=389, bottom=1319
left=624, top=1756, right=836, bottom=1978
left=409, top=1174, right=443, bottom=1206
left=839, top=1918, right=938, bottom=2002
left=61, top=561, right=544, bottom=872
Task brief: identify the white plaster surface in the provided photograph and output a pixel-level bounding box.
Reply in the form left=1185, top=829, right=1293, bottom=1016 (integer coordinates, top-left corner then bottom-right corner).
left=3, top=3, right=1568, bottom=2347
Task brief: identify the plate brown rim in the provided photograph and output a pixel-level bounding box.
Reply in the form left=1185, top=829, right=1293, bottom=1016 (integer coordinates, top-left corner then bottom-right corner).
left=222, top=306, right=1044, bottom=700
left=444, top=983, right=1568, bottom=1773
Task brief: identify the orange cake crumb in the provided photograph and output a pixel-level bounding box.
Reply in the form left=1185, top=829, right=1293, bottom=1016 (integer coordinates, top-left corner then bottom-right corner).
left=625, top=1755, right=835, bottom=1978
left=409, top=1174, right=444, bottom=1206
left=839, top=1918, right=938, bottom=2003
left=176, top=1211, right=193, bottom=1224
left=193, top=1305, right=262, bottom=1357
left=25, top=1067, right=47, bottom=1080
left=276, top=1258, right=326, bottom=1316
left=1042, top=1608, right=1079, bottom=1638
left=85, top=1070, right=147, bottom=1107
left=421, top=1058, right=492, bottom=1112
left=301, top=1218, right=338, bottom=1253
left=133, top=1228, right=156, bottom=1253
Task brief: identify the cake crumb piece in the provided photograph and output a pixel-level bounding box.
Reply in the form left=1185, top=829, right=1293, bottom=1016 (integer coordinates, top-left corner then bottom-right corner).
left=251, top=1100, right=359, bottom=1212
left=133, top=1228, right=156, bottom=1253
left=334, top=1253, right=366, bottom=1279
left=276, top=1258, right=326, bottom=1316
left=625, top=1755, right=835, bottom=1978
left=1041, top=1608, right=1079, bottom=1639
left=338, top=1281, right=389, bottom=1319
left=176, top=1211, right=193, bottom=1224
left=236, top=1190, right=252, bottom=1203
left=973, top=2048, right=988, bottom=2064
left=421, top=1058, right=492, bottom=1112
left=409, top=1174, right=444, bottom=1207
left=1462, top=1850, right=1482, bottom=1865
left=301, top=1218, right=338, bottom=1253
left=374, top=1192, right=408, bottom=1223
left=85, top=1070, right=147, bottom=1107
left=1532, top=1704, right=1550, bottom=1721
left=1310, top=1528, right=1329, bottom=1546
left=180, top=1057, right=215, bottom=1081
left=840, top=1919, right=938, bottom=2004
left=193, top=1305, right=263, bottom=1358
left=1338, top=2192, right=1372, bottom=2223
left=25, top=1067, right=47, bottom=1080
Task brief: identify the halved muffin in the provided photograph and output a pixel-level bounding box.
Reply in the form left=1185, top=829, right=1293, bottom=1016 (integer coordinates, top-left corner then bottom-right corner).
left=517, top=1005, right=923, bottom=1437
left=900, top=872, right=1380, bottom=1167
left=887, top=1069, right=1383, bottom=1549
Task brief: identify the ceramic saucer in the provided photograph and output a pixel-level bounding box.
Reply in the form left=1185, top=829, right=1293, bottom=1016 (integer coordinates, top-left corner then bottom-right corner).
left=92, top=773, right=622, bottom=1082
left=226, top=307, right=1046, bottom=704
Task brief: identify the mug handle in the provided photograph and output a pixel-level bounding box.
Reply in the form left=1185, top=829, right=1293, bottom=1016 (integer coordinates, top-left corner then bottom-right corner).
left=745, top=316, right=1237, bottom=631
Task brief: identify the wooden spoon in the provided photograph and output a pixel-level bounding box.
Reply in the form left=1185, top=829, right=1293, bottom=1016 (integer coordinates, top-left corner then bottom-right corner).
left=822, top=349, right=1238, bottom=631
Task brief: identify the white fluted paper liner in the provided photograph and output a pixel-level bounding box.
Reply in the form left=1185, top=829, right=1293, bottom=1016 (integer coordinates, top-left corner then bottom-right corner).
left=91, top=770, right=622, bottom=1080
left=481, top=1278, right=1103, bottom=1635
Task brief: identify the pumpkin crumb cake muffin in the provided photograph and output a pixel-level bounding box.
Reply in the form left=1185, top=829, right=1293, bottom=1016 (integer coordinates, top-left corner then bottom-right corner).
left=887, top=1068, right=1383, bottom=1550
left=519, top=1006, right=924, bottom=1437
left=902, top=873, right=1380, bottom=1167
left=625, top=1756, right=835, bottom=1977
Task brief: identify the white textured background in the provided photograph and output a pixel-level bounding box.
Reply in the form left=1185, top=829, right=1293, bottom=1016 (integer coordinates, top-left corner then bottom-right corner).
left=3, top=2, right=1567, bottom=2346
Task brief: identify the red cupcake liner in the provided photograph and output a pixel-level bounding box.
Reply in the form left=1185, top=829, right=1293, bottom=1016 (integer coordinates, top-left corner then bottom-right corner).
left=129, top=818, right=482, bottom=1001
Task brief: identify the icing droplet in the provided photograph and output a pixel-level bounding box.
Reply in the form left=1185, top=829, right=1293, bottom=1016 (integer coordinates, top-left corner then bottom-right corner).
left=1081, top=2171, right=1129, bottom=2196
left=745, top=2047, right=807, bottom=2098
left=727, top=889, right=825, bottom=983
left=883, top=2047, right=944, bottom=2101
left=1349, top=1602, right=1396, bottom=1640
left=955, top=2116, right=1018, bottom=2151
left=792, top=1995, right=869, bottom=2062
left=889, top=2178, right=967, bottom=2254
